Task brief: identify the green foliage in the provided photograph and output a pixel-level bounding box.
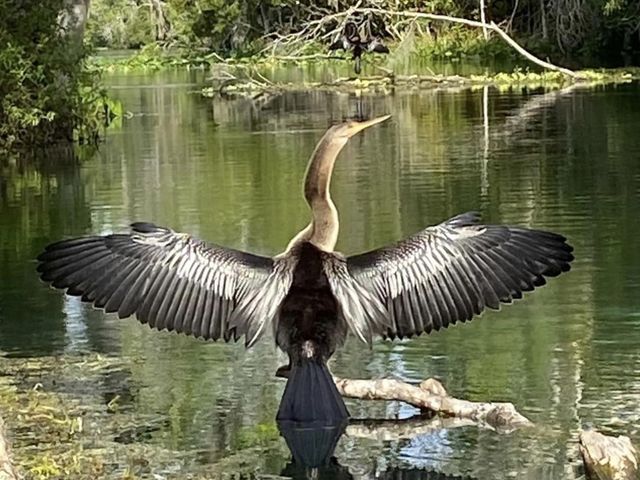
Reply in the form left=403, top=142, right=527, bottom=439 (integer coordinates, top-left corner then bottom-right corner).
left=236, top=422, right=280, bottom=449
left=91, top=43, right=219, bottom=72
left=0, top=0, right=118, bottom=154
left=84, top=0, right=640, bottom=67
left=86, top=0, right=155, bottom=48
left=413, top=28, right=513, bottom=61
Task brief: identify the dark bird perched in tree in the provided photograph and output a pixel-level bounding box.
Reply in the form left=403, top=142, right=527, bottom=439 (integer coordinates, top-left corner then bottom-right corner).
left=329, top=18, right=390, bottom=74
left=37, top=115, right=573, bottom=423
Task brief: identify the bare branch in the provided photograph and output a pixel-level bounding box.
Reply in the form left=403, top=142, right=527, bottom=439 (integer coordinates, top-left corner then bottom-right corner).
left=480, top=0, right=489, bottom=40
left=362, top=8, right=576, bottom=77
left=334, top=377, right=533, bottom=432
left=488, top=21, right=576, bottom=77
left=263, top=5, right=576, bottom=78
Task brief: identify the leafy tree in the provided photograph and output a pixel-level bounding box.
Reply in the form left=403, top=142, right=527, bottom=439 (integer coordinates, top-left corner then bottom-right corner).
left=86, top=0, right=156, bottom=48
left=0, top=0, right=109, bottom=153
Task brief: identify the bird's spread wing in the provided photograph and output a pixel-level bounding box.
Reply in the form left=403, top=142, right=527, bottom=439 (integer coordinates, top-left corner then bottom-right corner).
left=326, top=212, right=574, bottom=341
left=367, top=40, right=389, bottom=53
left=37, top=222, right=294, bottom=346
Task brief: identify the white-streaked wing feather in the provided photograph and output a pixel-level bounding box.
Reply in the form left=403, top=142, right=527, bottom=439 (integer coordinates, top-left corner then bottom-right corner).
left=328, top=212, right=574, bottom=341
left=322, top=252, right=387, bottom=343
left=37, top=222, right=294, bottom=346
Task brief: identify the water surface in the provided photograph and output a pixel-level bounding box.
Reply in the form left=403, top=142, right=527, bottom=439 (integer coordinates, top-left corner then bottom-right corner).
left=1, top=71, right=640, bottom=479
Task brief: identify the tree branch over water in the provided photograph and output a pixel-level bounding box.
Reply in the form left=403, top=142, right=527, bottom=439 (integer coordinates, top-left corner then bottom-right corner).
left=333, top=377, right=533, bottom=432
left=269, top=6, right=576, bottom=77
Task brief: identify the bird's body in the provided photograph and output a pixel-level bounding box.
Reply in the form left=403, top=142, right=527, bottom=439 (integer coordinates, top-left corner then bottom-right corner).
left=275, top=242, right=349, bottom=421
left=329, top=20, right=389, bottom=74
left=277, top=241, right=344, bottom=365
left=37, top=115, right=574, bottom=423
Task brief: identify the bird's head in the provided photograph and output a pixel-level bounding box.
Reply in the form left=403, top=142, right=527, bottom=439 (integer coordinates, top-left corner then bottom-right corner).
left=329, top=114, right=391, bottom=140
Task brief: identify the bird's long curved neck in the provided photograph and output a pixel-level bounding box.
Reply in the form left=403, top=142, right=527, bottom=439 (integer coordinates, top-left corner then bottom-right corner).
left=292, top=130, right=348, bottom=252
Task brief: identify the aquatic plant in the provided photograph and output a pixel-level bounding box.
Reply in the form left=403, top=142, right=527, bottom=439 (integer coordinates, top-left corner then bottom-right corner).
left=0, top=354, right=287, bottom=479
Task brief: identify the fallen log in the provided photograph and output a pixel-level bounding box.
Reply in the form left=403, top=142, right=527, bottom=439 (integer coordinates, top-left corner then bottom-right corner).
left=333, top=377, right=532, bottom=432
left=579, top=429, right=638, bottom=480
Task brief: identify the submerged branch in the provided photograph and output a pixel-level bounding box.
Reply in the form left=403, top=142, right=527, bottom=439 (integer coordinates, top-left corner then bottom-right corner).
left=346, top=415, right=478, bottom=441
left=334, top=377, right=532, bottom=432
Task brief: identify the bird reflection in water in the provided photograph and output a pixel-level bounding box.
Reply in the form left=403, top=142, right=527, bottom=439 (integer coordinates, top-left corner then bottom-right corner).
left=278, top=420, right=350, bottom=479
left=277, top=420, right=475, bottom=480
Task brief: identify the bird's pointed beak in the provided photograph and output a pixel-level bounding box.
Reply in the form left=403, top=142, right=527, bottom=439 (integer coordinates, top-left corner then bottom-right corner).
left=345, top=114, right=391, bottom=137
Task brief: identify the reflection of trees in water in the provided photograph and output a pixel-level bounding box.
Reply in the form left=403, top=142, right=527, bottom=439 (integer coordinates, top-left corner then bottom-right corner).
left=0, top=149, right=94, bottom=355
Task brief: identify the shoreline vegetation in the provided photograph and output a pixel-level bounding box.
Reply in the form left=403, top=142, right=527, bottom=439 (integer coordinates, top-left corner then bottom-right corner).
left=92, top=39, right=640, bottom=99
left=3, top=1, right=640, bottom=153
left=0, top=1, right=121, bottom=156
left=88, top=6, right=640, bottom=98
left=202, top=66, right=638, bottom=98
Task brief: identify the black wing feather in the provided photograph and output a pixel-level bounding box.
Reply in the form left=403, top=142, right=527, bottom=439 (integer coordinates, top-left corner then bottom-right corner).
left=37, top=223, right=293, bottom=346
left=327, top=212, right=573, bottom=341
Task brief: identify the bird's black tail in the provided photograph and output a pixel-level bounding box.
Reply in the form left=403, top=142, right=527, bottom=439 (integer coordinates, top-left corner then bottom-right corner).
left=276, top=358, right=349, bottom=422
left=354, top=54, right=362, bottom=74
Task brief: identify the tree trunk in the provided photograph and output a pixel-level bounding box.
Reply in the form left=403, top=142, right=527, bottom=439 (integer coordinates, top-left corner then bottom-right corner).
left=480, top=0, right=488, bottom=40
left=59, top=0, right=91, bottom=42
left=540, top=0, right=548, bottom=41
left=150, top=0, right=170, bottom=41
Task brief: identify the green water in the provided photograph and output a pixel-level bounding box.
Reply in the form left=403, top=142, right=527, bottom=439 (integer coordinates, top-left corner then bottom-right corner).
left=1, top=71, right=640, bottom=479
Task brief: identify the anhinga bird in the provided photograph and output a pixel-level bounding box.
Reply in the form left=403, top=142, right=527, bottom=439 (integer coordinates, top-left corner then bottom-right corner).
left=37, top=115, right=573, bottom=423
left=329, top=20, right=389, bottom=74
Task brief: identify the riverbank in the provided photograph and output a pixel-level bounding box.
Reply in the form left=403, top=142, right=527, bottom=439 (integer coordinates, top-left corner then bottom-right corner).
left=92, top=42, right=639, bottom=98
left=203, top=68, right=638, bottom=98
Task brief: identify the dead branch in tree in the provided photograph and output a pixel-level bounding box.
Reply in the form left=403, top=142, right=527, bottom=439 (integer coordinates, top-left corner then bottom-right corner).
left=579, top=430, right=638, bottom=480
left=265, top=6, right=576, bottom=77
left=334, top=377, right=532, bottom=432
left=487, top=21, right=576, bottom=77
